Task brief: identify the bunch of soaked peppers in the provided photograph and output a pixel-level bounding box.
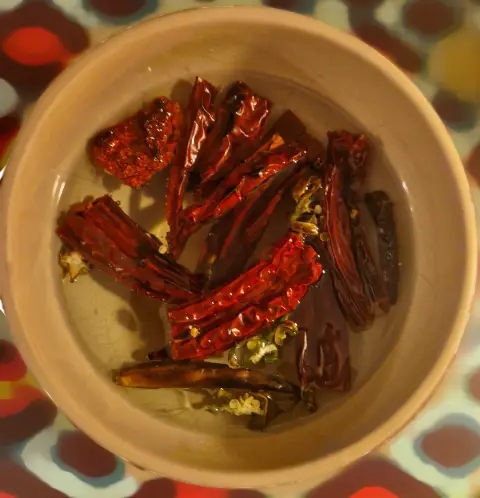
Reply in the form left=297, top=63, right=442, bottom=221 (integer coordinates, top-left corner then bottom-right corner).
left=57, top=77, right=399, bottom=428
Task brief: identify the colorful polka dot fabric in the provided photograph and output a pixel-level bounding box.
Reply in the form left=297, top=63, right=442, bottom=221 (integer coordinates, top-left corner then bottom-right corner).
left=1, top=0, right=480, bottom=496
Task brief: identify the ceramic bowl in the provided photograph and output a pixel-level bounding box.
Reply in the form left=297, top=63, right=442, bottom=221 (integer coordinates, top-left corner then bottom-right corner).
left=0, top=6, right=476, bottom=488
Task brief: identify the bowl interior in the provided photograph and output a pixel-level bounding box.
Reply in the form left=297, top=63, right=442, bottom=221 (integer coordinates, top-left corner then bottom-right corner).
left=59, top=67, right=414, bottom=436
left=0, top=8, right=474, bottom=487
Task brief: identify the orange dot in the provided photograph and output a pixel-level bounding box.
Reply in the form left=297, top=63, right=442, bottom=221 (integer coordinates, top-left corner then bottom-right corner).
left=350, top=487, right=399, bottom=498
left=3, top=27, right=67, bottom=66
left=176, top=482, right=227, bottom=498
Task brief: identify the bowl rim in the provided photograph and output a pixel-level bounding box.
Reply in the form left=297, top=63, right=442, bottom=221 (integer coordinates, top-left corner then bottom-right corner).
left=0, top=5, right=477, bottom=488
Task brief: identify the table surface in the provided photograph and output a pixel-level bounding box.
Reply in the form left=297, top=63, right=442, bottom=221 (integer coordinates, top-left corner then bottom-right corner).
left=1, top=0, right=480, bottom=496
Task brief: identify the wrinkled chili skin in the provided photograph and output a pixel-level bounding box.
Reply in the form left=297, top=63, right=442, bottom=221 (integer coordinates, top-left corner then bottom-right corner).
left=185, top=144, right=306, bottom=226
left=57, top=195, right=201, bottom=303
left=365, top=190, right=399, bottom=305
left=171, top=283, right=315, bottom=360
left=90, top=97, right=181, bottom=188
left=116, top=360, right=299, bottom=395
left=167, top=77, right=218, bottom=255
left=324, top=164, right=374, bottom=328
left=192, top=134, right=284, bottom=218
left=169, top=233, right=320, bottom=337
left=328, top=131, right=389, bottom=312
left=194, top=82, right=271, bottom=193
left=188, top=81, right=251, bottom=190
left=175, top=143, right=307, bottom=255
left=141, top=98, right=182, bottom=163
left=295, top=272, right=351, bottom=404
left=200, top=150, right=304, bottom=290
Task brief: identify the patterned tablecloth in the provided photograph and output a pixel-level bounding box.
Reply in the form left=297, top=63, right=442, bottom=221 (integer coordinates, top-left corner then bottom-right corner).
left=0, top=0, right=479, bottom=496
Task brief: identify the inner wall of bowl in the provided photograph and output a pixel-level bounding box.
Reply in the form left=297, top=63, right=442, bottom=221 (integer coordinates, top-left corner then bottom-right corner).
left=36, top=17, right=466, bottom=472
left=59, top=67, right=414, bottom=433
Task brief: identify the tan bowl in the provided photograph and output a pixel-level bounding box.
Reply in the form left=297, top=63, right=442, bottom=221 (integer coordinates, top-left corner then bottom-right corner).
left=0, top=6, right=476, bottom=488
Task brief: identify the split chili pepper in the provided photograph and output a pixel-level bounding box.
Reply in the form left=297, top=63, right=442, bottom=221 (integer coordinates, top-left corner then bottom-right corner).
left=90, top=97, right=182, bottom=188
left=166, top=77, right=218, bottom=254
left=197, top=148, right=303, bottom=289
left=295, top=272, right=351, bottom=411
left=57, top=195, right=202, bottom=303
left=328, top=131, right=389, bottom=312
left=194, top=134, right=285, bottom=212
left=116, top=360, right=299, bottom=395
left=170, top=283, right=316, bottom=361
left=195, top=209, right=236, bottom=279
left=193, top=81, right=271, bottom=195
left=364, top=190, right=399, bottom=305
left=169, top=232, right=320, bottom=338
left=324, top=150, right=375, bottom=328
left=175, top=140, right=307, bottom=254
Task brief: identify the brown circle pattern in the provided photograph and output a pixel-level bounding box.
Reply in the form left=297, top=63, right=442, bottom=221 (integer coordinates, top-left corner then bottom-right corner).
left=0, top=399, right=57, bottom=446
left=468, top=368, right=480, bottom=401
left=57, top=431, right=117, bottom=478
left=432, top=90, right=475, bottom=130
left=403, top=0, right=462, bottom=38
left=420, top=425, right=480, bottom=468
left=352, top=22, right=424, bottom=72
left=0, top=338, right=26, bottom=381
left=466, top=144, right=480, bottom=186
left=89, top=0, right=151, bottom=18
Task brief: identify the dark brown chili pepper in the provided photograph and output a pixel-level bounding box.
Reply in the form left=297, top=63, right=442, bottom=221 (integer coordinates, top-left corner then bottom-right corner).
left=328, top=131, right=389, bottom=313
left=167, top=77, right=218, bottom=255
left=295, top=272, right=351, bottom=411
left=364, top=190, right=399, bottom=305
left=90, top=97, right=182, bottom=188
left=116, top=360, right=299, bottom=395
left=324, top=156, right=374, bottom=328
left=57, top=195, right=202, bottom=303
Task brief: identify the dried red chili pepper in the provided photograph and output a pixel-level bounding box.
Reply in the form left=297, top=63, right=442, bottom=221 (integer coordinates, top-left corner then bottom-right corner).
left=57, top=195, right=202, bottom=303
left=365, top=190, right=399, bottom=305
left=171, top=283, right=315, bottom=361
left=193, top=81, right=271, bottom=195
left=193, top=136, right=285, bottom=275
left=90, top=97, right=182, bottom=188
left=324, top=148, right=374, bottom=328
left=167, top=77, right=218, bottom=254
left=141, top=97, right=182, bottom=163
left=175, top=140, right=306, bottom=255
left=295, top=272, right=351, bottom=411
left=198, top=146, right=303, bottom=289
left=328, top=131, right=389, bottom=313
left=169, top=233, right=320, bottom=338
